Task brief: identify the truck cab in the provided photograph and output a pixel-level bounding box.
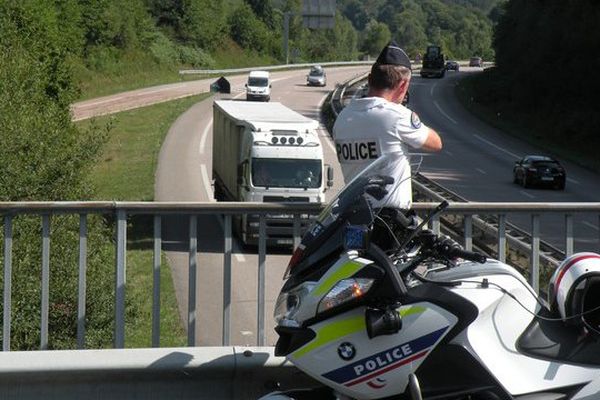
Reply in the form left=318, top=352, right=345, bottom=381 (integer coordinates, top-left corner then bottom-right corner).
left=212, top=101, right=333, bottom=246
left=245, top=70, right=271, bottom=102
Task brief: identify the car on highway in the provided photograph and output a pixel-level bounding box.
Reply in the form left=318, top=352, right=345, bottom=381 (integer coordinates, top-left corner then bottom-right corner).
left=446, top=60, right=460, bottom=71
left=245, top=70, right=271, bottom=101
left=306, top=65, right=326, bottom=86
left=469, top=57, right=483, bottom=67
left=513, top=155, right=566, bottom=190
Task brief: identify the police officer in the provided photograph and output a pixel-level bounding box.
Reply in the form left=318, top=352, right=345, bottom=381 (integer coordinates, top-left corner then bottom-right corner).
left=333, top=40, right=442, bottom=209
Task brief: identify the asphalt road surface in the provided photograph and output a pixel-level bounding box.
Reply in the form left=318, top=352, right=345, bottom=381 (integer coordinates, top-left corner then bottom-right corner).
left=408, top=68, right=600, bottom=253
left=153, top=66, right=369, bottom=346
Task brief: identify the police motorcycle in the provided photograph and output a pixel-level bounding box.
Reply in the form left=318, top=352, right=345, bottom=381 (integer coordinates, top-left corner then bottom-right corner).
left=262, top=153, right=600, bottom=400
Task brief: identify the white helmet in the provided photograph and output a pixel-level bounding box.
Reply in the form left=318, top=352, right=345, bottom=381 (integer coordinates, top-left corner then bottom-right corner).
left=548, top=252, right=600, bottom=333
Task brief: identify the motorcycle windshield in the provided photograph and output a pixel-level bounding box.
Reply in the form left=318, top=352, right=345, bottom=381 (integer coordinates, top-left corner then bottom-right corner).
left=305, top=152, right=405, bottom=245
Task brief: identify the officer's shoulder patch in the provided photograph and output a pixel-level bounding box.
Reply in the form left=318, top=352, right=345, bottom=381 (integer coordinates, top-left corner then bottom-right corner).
left=411, top=112, right=422, bottom=129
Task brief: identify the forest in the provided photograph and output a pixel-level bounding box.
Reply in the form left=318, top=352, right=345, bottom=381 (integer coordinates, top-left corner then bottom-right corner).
left=471, top=0, right=600, bottom=166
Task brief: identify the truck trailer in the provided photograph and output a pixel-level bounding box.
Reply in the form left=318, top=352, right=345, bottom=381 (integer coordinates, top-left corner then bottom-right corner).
left=212, top=100, right=333, bottom=246
left=420, top=45, right=446, bottom=78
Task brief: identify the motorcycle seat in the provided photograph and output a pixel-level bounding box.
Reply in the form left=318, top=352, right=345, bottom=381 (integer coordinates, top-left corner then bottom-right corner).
left=517, top=307, right=600, bottom=366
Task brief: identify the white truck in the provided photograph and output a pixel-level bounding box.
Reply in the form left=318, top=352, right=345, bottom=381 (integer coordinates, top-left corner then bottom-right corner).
left=212, top=100, right=333, bottom=246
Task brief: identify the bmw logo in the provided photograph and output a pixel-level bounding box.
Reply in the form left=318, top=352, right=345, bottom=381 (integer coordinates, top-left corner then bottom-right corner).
left=337, top=342, right=356, bottom=361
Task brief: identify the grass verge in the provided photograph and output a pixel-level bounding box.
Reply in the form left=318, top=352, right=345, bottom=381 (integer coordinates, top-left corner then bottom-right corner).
left=75, top=41, right=278, bottom=101
left=77, top=94, right=211, bottom=347
left=80, top=94, right=211, bottom=200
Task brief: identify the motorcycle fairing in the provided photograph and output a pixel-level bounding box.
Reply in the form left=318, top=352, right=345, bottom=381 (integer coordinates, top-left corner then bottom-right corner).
left=446, top=265, right=600, bottom=396
left=288, top=303, right=458, bottom=399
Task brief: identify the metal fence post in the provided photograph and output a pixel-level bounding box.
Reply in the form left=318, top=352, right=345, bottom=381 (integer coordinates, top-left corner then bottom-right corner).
left=257, top=215, right=266, bottom=346
left=115, top=209, right=127, bottom=348
left=40, top=215, right=51, bottom=350
left=530, top=214, right=540, bottom=293
left=3, top=215, right=13, bottom=352
left=223, top=215, right=232, bottom=346
left=77, top=214, right=87, bottom=349
left=188, top=215, right=197, bottom=346
left=565, top=214, right=573, bottom=257
left=293, top=214, right=301, bottom=250
left=464, top=215, right=473, bottom=251
left=498, top=214, right=506, bottom=263
left=152, top=215, right=161, bottom=348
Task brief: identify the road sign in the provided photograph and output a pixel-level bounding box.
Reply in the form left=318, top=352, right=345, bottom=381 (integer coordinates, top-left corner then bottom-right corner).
left=302, top=0, right=336, bottom=29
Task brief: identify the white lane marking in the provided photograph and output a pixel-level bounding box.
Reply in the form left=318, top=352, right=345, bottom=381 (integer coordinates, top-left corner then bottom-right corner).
left=472, top=134, right=521, bottom=159
left=582, top=221, right=599, bottom=231
left=566, top=177, right=580, bottom=185
left=519, top=190, right=535, bottom=199
left=430, top=81, right=438, bottom=97
left=199, top=120, right=213, bottom=154
left=475, top=168, right=487, bottom=175
left=446, top=150, right=454, bottom=157
left=433, top=101, right=458, bottom=124
left=200, top=164, right=215, bottom=202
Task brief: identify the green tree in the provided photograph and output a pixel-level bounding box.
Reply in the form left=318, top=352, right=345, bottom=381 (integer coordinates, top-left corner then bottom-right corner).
left=342, top=0, right=369, bottom=30
left=228, top=3, right=269, bottom=52
left=362, top=19, right=391, bottom=57
left=392, top=10, right=428, bottom=56
left=0, top=1, right=115, bottom=349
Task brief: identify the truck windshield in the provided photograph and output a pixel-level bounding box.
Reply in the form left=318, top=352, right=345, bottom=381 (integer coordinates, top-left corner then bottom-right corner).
left=252, top=158, right=322, bottom=189
left=248, top=77, right=268, bottom=87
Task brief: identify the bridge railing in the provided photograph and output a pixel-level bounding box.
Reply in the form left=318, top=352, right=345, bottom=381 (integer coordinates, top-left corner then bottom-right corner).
left=1, top=201, right=599, bottom=351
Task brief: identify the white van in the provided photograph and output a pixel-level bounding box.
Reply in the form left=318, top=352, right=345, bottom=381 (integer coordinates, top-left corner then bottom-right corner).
left=245, top=70, right=271, bottom=102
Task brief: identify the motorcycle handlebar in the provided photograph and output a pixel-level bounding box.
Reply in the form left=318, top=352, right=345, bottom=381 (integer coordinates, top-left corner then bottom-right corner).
left=448, top=247, right=487, bottom=264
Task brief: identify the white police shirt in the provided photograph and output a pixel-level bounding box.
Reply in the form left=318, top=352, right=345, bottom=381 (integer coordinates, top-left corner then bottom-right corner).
left=333, top=96, right=430, bottom=209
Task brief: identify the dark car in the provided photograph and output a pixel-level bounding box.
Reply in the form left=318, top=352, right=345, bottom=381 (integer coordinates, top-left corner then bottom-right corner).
left=446, top=60, right=460, bottom=71
left=513, top=155, right=566, bottom=190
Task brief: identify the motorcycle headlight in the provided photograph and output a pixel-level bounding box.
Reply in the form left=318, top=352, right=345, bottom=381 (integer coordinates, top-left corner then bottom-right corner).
left=274, top=282, right=316, bottom=327
left=317, top=278, right=374, bottom=314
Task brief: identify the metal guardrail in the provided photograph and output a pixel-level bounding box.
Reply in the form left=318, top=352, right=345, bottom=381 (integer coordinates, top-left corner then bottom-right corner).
left=2, top=201, right=600, bottom=351
left=0, top=346, right=315, bottom=400
left=179, top=61, right=373, bottom=76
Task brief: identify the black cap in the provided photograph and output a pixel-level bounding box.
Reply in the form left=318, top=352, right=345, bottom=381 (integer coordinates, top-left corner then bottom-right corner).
left=375, top=40, right=411, bottom=70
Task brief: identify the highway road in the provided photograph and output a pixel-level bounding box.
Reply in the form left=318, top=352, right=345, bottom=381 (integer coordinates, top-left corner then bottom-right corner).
left=74, top=64, right=600, bottom=347
left=152, top=66, right=369, bottom=346
left=408, top=69, right=600, bottom=252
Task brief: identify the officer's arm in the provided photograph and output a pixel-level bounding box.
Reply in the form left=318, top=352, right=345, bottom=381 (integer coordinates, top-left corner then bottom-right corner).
left=419, top=128, right=442, bottom=152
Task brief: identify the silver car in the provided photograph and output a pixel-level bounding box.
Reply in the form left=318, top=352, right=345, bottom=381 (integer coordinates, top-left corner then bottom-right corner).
left=306, top=66, right=326, bottom=86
